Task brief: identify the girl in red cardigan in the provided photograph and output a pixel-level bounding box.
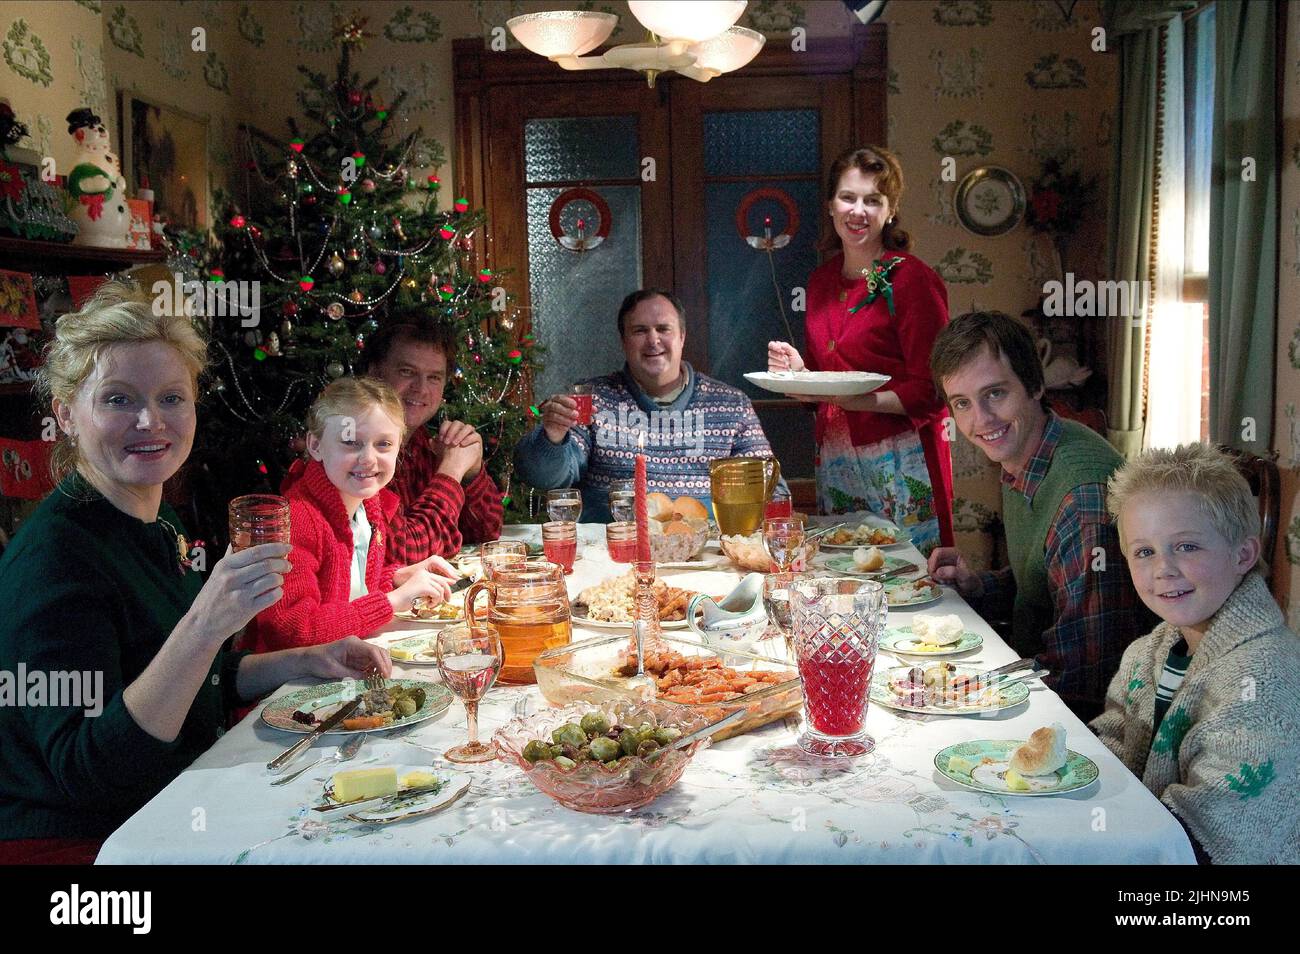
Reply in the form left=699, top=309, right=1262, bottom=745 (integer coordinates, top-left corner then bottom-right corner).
left=242, top=378, right=457, bottom=653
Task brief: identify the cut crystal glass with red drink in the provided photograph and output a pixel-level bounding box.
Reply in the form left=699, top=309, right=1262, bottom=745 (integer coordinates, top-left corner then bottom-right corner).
left=790, top=577, right=885, bottom=758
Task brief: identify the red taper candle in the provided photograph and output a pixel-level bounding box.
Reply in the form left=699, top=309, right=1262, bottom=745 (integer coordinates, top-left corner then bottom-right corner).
left=634, top=452, right=650, bottom=563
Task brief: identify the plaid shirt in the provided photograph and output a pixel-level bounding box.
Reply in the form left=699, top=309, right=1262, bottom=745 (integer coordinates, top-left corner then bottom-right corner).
left=978, top=414, right=1154, bottom=719
left=386, top=426, right=503, bottom=562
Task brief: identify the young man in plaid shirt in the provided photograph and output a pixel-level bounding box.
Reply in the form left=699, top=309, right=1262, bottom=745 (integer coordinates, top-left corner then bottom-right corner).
left=926, top=311, right=1155, bottom=721
left=362, top=320, right=503, bottom=562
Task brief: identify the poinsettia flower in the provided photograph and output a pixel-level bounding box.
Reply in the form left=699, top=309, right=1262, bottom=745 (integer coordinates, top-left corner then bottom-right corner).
left=0, top=161, right=25, bottom=202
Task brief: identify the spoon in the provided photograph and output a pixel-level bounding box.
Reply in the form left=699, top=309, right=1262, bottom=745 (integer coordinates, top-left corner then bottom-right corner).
left=270, top=732, right=366, bottom=786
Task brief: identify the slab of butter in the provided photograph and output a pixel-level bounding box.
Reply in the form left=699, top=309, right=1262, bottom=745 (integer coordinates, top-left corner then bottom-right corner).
left=333, top=767, right=398, bottom=802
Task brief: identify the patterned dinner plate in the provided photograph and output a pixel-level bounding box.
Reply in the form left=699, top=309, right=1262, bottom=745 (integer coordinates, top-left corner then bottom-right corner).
left=262, top=679, right=453, bottom=735
left=322, top=765, right=471, bottom=824
left=823, top=554, right=918, bottom=578
left=934, top=739, right=1100, bottom=796
left=870, top=665, right=1029, bottom=716
left=879, top=627, right=983, bottom=656
left=885, top=579, right=945, bottom=608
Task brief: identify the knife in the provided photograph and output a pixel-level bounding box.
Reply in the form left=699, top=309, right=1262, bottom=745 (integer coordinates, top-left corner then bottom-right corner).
left=310, top=782, right=448, bottom=818
left=267, top=699, right=360, bottom=773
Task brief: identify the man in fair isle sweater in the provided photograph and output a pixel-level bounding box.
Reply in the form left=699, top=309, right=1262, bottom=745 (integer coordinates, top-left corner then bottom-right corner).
left=925, top=311, right=1155, bottom=721
left=514, top=290, right=787, bottom=521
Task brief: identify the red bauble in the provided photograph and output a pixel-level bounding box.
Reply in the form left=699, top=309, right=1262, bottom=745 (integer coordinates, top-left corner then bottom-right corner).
left=229, top=214, right=246, bottom=229
left=348, top=90, right=363, bottom=106
left=282, top=301, right=299, bottom=316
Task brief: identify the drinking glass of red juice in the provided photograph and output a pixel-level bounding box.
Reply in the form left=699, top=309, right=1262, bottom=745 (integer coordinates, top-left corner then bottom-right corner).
left=789, top=577, right=885, bottom=758
left=541, top=520, right=578, bottom=573
left=569, top=383, right=594, bottom=426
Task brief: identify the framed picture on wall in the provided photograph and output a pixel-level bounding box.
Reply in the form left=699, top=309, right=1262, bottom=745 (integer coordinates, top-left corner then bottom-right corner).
left=118, top=91, right=209, bottom=231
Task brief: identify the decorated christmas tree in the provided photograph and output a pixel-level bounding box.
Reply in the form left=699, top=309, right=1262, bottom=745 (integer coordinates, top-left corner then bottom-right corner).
left=189, top=14, right=538, bottom=544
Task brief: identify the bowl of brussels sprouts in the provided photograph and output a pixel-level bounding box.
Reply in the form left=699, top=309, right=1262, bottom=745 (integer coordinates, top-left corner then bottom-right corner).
left=493, top=699, right=712, bottom=813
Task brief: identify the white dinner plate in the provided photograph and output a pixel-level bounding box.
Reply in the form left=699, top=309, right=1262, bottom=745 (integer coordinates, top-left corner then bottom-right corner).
left=744, top=371, right=891, bottom=397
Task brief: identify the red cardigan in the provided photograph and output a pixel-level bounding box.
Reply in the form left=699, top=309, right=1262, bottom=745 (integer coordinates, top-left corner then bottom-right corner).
left=240, top=459, right=400, bottom=653
left=805, top=251, right=955, bottom=546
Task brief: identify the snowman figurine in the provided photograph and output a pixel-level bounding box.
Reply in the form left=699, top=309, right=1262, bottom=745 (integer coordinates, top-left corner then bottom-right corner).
left=65, top=107, right=130, bottom=248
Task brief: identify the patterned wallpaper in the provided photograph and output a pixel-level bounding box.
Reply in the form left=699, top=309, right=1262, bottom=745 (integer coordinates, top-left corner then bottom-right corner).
left=0, top=0, right=1124, bottom=572
left=1275, top=1, right=1299, bottom=626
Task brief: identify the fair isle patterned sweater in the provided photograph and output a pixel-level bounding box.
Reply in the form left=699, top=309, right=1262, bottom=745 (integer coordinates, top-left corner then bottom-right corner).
left=1089, top=573, right=1300, bottom=864
left=513, top=362, right=785, bottom=522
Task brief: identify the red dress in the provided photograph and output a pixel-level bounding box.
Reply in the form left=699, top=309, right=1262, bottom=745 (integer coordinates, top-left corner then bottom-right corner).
left=804, top=251, right=954, bottom=547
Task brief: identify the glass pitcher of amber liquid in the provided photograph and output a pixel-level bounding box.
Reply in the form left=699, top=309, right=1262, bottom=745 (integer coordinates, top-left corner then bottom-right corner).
left=464, top=560, right=572, bottom=684
left=709, top=457, right=781, bottom=536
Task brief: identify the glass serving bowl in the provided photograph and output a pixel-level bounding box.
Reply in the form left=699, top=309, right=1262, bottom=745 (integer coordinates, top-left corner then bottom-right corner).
left=492, top=699, right=711, bottom=813
left=533, top=634, right=802, bottom=741
left=649, top=518, right=710, bottom=563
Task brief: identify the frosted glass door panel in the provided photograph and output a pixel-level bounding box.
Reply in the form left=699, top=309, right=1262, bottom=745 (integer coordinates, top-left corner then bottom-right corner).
left=526, top=185, right=643, bottom=399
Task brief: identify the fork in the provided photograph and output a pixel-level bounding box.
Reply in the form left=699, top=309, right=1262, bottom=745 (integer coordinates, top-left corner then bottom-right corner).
left=365, top=667, right=386, bottom=693
left=270, top=732, right=365, bottom=786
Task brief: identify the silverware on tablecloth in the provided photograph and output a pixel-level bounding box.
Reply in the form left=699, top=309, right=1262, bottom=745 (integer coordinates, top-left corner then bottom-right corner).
left=309, top=782, right=447, bottom=818
left=270, top=732, right=365, bottom=786
left=266, top=698, right=360, bottom=773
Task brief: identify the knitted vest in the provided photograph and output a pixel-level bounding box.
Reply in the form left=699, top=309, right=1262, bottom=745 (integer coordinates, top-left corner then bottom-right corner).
left=1001, top=419, right=1125, bottom=656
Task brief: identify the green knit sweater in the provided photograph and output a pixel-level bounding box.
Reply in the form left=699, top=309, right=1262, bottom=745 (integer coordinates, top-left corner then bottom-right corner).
left=0, top=475, right=244, bottom=841
left=1002, top=419, right=1126, bottom=653
left=1090, top=573, right=1300, bottom=864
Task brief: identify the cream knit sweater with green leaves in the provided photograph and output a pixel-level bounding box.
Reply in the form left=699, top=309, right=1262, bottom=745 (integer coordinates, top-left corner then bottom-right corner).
left=1090, top=573, right=1300, bottom=864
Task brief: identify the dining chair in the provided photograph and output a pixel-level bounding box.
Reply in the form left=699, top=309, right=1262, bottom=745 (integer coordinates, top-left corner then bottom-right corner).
left=1216, top=445, right=1280, bottom=589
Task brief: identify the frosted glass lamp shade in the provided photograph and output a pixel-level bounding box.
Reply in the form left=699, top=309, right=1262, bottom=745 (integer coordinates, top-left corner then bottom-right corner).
left=507, top=11, right=618, bottom=57
left=627, top=1, right=747, bottom=43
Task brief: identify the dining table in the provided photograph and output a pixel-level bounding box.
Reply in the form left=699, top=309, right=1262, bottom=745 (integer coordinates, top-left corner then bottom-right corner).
left=96, top=522, right=1196, bottom=864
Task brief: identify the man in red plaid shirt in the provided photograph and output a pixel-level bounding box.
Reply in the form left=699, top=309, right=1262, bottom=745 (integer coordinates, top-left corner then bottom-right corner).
left=926, top=311, right=1155, bottom=721
left=363, top=320, right=503, bottom=562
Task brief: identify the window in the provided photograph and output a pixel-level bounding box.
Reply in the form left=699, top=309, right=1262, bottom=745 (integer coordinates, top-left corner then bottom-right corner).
left=1145, top=4, right=1215, bottom=450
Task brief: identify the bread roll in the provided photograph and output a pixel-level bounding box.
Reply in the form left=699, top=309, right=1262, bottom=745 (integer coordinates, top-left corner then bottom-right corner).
left=1008, top=723, right=1067, bottom=776
left=852, top=546, right=884, bottom=571
left=672, top=496, right=710, bottom=521
left=646, top=492, right=675, bottom=522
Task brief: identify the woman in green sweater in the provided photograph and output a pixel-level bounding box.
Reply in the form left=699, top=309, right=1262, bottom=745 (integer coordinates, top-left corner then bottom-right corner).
left=0, top=281, right=391, bottom=863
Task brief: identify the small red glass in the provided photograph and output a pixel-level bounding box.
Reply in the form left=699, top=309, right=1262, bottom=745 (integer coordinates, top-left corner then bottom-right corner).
left=764, top=497, right=793, bottom=519
left=606, top=521, right=637, bottom=563
left=228, top=494, right=290, bottom=552
left=569, top=383, right=594, bottom=426
left=541, top=521, right=578, bottom=573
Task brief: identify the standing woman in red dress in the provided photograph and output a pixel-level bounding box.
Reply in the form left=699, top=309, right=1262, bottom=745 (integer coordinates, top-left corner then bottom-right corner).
left=769, top=146, right=954, bottom=555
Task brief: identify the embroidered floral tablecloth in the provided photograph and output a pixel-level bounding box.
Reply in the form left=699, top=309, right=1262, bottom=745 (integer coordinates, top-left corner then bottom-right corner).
left=97, top=532, right=1195, bottom=865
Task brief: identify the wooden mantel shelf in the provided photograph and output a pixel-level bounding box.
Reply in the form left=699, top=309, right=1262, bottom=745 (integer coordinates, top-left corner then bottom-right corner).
left=0, top=235, right=166, bottom=272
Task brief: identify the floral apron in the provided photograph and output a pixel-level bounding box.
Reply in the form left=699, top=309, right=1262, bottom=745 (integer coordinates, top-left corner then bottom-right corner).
left=816, top=405, right=941, bottom=557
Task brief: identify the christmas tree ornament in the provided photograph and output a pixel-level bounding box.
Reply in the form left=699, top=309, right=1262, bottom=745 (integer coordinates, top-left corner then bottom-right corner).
left=302, top=183, right=314, bottom=194
left=455, top=197, right=469, bottom=212
left=229, top=214, right=246, bottom=229
left=289, top=138, right=304, bottom=153
left=355, top=335, right=365, bottom=350
left=367, top=222, right=383, bottom=239
left=455, top=368, right=465, bottom=381
left=338, top=190, right=352, bottom=205
left=328, top=252, right=345, bottom=276
left=456, top=235, right=473, bottom=252
left=266, top=332, right=281, bottom=356
left=500, top=316, right=515, bottom=331
left=477, top=268, right=493, bottom=283
left=351, top=152, right=366, bottom=168
left=249, top=225, right=263, bottom=242
left=326, top=361, right=345, bottom=378
left=348, top=90, right=363, bottom=107
left=212, top=379, right=226, bottom=393
left=349, top=290, right=364, bottom=303
left=438, top=226, right=455, bottom=240
left=280, top=319, right=293, bottom=337
left=253, top=348, right=267, bottom=361
left=439, top=284, right=455, bottom=301
left=402, top=276, right=418, bottom=290
left=326, top=302, right=345, bottom=320
left=282, top=301, right=299, bottom=316
left=345, top=247, right=360, bottom=262
left=474, top=354, right=482, bottom=364
left=373, top=260, right=387, bottom=275
left=406, top=177, right=418, bottom=190
left=303, top=195, right=318, bottom=207
left=427, top=174, right=441, bottom=190
left=507, top=349, right=523, bottom=364
left=286, top=159, right=299, bottom=178
left=361, top=178, right=376, bottom=193
left=298, top=276, right=315, bottom=291
left=209, top=267, right=226, bottom=281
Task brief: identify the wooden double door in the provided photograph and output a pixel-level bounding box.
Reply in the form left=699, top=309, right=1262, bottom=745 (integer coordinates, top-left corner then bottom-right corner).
left=454, top=27, right=886, bottom=488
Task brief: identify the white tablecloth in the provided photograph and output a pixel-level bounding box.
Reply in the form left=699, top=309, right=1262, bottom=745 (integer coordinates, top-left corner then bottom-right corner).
left=97, top=525, right=1195, bottom=864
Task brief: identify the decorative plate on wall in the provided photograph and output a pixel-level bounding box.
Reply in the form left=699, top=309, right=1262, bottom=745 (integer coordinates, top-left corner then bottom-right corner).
left=954, top=166, right=1026, bottom=237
